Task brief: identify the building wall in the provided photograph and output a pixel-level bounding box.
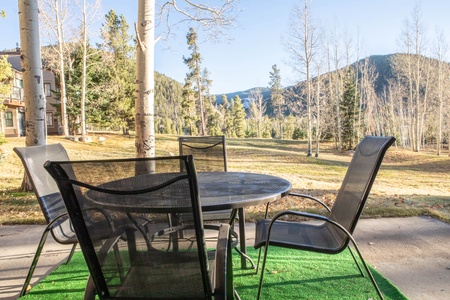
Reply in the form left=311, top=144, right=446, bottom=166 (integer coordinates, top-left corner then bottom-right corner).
left=1, top=67, right=24, bottom=137
left=1, top=52, right=60, bottom=137
left=43, top=69, right=59, bottom=135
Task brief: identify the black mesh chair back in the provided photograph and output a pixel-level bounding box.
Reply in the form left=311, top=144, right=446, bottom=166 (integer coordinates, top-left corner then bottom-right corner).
left=179, top=136, right=227, bottom=172
left=327, top=136, right=395, bottom=249
left=45, top=155, right=232, bottom=299
left=178, top=136, right=255, bottom=269
left=178, top=135, right=233, bottom=222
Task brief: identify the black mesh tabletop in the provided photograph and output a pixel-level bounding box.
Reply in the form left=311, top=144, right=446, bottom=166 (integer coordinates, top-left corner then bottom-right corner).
left=85, top=172, right=291, bottom=213
left=198, top=172, right=291, bottom=211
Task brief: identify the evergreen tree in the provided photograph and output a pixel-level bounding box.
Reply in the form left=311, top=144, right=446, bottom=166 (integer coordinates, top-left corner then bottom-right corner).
left=268, top=64, right=285, bottom=138
left=182, top=79, right=198, bottom=135
left=202, top=68, right=220, bottom=135
left=155, top=75, right=183, bottom=134
left=183, top=27, right=206, bottom=135
left=220, top=94, right=232, bottom=137
left=206, top=107, right=222, bottom=136
left=100, top=10, right=135, bottom=133
left=232, top=95, right=246, bottom=138
left=283, top=115, right=296, bottom=139
left=340, top=68, right=359, bottom=150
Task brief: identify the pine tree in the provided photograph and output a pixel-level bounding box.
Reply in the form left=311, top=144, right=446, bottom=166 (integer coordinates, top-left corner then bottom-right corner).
left=268, top=64, right=284, bottom=138
left=232, top=96, right=246, bottom=138
left=220, top=95, right=233, bottom=137
left=182, top=78, right=198, bottom=135
left=100, top=10, right=135, bottom=133
left=183, top=27, right=206, bottom=135
left=340, top=68, right=359, bottom=150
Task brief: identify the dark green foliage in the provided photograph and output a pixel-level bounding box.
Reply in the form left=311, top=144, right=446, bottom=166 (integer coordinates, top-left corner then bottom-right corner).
left=268, top=64, right=284, bottom=119
left=183, top=27, right=206, bottom=135
left=97, top=10, right=136, bottom=132
left=221, top=95, right=233, bottom=137
left=51, top=10, right=184, bottom=135
left=232, top=96, right=246, bottom=138
left=340, top=68, right=359, bottom=150
left=155, top=73, right=183, bottom=134
left=268, top=64, right=285, bottom=138
left=292, top=128, right=306, bottom=140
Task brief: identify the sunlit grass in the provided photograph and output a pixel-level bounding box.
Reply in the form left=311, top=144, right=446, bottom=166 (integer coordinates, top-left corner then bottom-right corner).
left=1, top=134, right=449, bottom=224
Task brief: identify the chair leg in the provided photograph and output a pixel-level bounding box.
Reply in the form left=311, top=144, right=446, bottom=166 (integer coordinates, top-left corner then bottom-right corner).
left=255, top=247, right=262, bottom=274
left=255, top=204, right=270, bottom=274
left=233, top=289, right=242, bottom=300
left=84, top=276, right=96, bottom=300
left=256, top=244, right=270, bottom=300
left=349, top=239, right=384, bottom=300
left=347, top=245, right=364, bottom=277
left=19, top=226, right=52, bottom=297
left=65, top=243, right=77, bottom=264
left=233, top=247, right=256, bottom=269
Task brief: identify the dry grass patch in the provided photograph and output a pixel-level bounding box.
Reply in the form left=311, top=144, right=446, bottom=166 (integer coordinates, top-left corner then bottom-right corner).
left=1, top=134, right=449, bottom=224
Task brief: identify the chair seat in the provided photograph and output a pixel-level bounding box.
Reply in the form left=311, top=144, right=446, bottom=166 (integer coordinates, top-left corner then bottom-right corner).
left=115, top=250, right=216, bottom=298
left=254, top=219, right=347, bottom=254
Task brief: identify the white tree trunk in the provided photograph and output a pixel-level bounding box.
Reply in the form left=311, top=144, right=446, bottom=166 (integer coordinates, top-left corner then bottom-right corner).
left=19, top=0, right=46, bottom=146
left=80, top=0, right=87, bottom=141
left=54, top=0, right=69, bottom=136
left=135, top=0, right=155, bottom=158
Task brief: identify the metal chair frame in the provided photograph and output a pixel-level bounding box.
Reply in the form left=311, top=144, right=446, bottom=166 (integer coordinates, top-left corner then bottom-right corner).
left=178, top=136, right=255, bottom=269
left=44, top=155, right=234, bottom=299
left=14, top=144, right=115, bottom=297
left=255, top=136, right=396, bottom=300
left=14, top=144, right=77, bottom=297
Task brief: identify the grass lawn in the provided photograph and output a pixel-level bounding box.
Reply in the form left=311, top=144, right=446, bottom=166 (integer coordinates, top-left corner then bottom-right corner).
left=1, top=134, right=449, bottom=224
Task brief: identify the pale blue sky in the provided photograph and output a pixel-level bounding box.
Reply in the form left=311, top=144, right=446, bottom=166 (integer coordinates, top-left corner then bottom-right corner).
left=1, top=1, right=449, bottom=94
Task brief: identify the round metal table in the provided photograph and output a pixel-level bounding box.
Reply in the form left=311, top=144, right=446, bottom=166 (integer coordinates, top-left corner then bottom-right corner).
left=86, top=171, right=292, bottom=268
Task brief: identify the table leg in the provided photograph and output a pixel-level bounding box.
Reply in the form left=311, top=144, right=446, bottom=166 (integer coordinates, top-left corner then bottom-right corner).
left=238, top=208, right=246, bottom=269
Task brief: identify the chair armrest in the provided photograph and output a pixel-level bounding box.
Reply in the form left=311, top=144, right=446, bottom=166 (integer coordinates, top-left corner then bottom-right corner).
left=214, top=224, right=233, bottom=300
left=289, top=192, right=332, bottom=212
left=82, top=207, right=116, bottom=232
left=268, top=210, right=353, bottom=244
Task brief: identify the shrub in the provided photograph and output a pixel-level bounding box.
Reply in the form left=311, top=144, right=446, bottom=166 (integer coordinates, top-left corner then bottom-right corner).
left=0, top=132, right=7, bottom=145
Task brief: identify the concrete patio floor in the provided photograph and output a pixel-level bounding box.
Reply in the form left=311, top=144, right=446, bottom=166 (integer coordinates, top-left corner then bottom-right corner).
left=0, top=216, right=449, bottom=300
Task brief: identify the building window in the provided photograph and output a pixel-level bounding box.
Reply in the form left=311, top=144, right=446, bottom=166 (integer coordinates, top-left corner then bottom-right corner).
left=44, top=83, right=52, bottom=97
left=14, top=78, right=23, bottom=88
left=46, top=112, right=53, bottom=126
left=5, top=111, right=13, bottom=127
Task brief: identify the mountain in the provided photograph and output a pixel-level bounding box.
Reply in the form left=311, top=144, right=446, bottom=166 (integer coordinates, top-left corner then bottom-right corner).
left=215, top=87, right=271, bottom=109
left=216, top=53, right=450, bottom=117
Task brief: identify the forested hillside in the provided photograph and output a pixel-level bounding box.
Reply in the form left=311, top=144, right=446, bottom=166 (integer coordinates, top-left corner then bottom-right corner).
left=34, top=7, right=449, bottom=156
left=280, top=53, right=450, bottom=152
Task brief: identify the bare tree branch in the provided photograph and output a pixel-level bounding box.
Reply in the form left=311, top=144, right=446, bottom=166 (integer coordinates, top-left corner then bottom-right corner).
left=157, top=0, right=240, bottom=42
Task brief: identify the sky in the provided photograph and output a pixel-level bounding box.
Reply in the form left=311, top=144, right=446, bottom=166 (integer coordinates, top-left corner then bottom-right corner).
left=1, top=0, right=450, bottom=95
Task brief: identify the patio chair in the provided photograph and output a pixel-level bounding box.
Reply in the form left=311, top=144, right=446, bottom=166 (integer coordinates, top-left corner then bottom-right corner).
left=13, top=144, right=115, bottom=297
left=178, top=136, right=254, bottom=269
left=254, top=136, right=395, bottom=300
left=44, top=155, right=234, bottom=299
left=178, top=136, right=234, bottom=225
